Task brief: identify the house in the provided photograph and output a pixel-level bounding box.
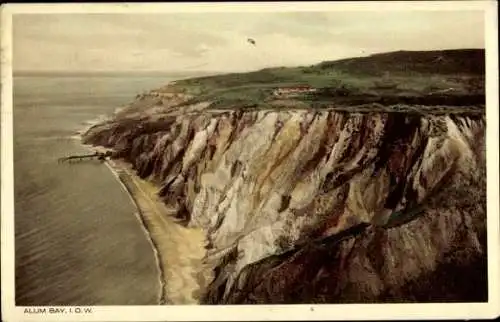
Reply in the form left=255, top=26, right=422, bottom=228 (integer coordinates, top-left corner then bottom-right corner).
left=273, top=85, right=317, bottom=97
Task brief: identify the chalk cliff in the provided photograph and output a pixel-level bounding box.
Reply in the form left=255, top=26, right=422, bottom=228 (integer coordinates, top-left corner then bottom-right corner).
left=82, top=49, right=487, bottom=303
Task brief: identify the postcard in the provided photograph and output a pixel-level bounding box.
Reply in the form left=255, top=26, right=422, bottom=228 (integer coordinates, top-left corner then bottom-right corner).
left=1, top=1, right=499, bottom=321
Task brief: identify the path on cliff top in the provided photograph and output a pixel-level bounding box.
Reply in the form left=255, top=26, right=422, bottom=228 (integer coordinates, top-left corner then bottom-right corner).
left=110, top=159, right=210, bottom=304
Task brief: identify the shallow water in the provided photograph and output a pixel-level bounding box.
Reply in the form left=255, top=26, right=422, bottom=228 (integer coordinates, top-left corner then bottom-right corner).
left=13, top=75, right=178, bottom=305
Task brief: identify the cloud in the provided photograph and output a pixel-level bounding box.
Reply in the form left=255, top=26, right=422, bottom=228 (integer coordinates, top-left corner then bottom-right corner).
left=12, top=11, right=485, bottom=72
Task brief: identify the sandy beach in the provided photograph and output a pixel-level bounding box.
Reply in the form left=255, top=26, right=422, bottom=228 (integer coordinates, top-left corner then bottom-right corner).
left=88, top=146, right=211, bottom=305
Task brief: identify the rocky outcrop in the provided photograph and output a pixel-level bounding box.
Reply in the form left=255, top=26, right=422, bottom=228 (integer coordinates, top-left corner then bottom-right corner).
left=83, top=86, right=486, bottom=304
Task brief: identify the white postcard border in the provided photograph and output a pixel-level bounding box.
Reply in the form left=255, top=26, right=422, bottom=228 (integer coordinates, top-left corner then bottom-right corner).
left=1, top=2, right=499, bottom=321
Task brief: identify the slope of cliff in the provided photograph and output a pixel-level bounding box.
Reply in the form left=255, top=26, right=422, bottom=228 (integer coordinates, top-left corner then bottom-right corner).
left=82, top=49, right=487, bottom=303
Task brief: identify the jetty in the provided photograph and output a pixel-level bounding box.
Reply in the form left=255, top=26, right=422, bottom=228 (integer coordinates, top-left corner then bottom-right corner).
left=58, top=151, right=113, bottom=163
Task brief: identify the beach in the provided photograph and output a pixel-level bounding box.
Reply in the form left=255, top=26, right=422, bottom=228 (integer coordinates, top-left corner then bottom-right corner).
left=13, top=73, right=211, bottom=305
left=92, top=146, right=212, bottom=304
left=13, top=75, right=166, bottom=306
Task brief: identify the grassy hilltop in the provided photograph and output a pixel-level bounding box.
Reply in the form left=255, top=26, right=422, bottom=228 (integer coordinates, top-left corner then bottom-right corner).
left=157, top=49, right=485, bottom=114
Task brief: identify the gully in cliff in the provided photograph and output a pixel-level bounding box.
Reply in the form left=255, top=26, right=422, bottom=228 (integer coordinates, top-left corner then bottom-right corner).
left=80, top=48, right=488, bottom=306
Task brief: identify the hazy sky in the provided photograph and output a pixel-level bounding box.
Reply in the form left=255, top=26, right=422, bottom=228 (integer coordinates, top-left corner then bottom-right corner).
left=13, top=11, right=485, bottom=73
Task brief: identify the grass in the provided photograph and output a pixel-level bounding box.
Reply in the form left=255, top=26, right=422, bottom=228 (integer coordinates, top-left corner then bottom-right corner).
left=162, top=49, right=485, bottom=112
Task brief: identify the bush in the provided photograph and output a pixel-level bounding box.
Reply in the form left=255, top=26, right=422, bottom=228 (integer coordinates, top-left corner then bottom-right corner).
left=316, top=81, right=359, bottom=98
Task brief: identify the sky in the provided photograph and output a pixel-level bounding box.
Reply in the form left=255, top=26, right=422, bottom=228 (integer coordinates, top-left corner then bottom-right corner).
left=12, top=11, right=485, bottom=73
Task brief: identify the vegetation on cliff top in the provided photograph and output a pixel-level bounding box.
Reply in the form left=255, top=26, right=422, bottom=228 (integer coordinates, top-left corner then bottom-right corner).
left=158, top=49, right=485, bottom=112
left=82, top=49, right=487, bottom=304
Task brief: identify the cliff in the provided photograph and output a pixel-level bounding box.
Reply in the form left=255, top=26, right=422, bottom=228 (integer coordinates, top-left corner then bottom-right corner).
left=82, top=49, right=487, bottom=303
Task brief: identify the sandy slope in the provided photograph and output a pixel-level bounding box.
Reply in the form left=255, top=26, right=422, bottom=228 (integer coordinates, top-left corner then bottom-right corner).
left=104, top=156, right=211, bottom=304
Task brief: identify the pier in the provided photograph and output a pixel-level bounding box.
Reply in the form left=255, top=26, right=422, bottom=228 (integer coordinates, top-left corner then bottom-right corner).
left=58, top=151, right=113, bottom=163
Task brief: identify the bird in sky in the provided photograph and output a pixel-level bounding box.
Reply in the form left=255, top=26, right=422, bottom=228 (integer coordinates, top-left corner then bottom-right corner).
left=247, top=38, right=256, bottom=46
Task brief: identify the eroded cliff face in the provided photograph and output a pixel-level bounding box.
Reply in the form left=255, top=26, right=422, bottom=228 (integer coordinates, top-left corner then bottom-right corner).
left=83, top=90, right=486, bottom=303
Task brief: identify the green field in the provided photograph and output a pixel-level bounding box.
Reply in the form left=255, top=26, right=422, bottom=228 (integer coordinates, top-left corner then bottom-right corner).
left=163, top=49, right=485, bottom=112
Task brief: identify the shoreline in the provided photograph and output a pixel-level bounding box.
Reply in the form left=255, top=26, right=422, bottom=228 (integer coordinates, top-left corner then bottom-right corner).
left=81, top=143, right=210, bottom=304
left=102, top=159, right=168, bottom=305
left=79, top=142, right=166, bottom=304
left=75, top=83, right=211, bottom=304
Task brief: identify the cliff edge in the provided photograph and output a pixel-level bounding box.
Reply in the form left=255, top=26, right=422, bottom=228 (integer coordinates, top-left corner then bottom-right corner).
left=82, top=49, right=487, bottom=303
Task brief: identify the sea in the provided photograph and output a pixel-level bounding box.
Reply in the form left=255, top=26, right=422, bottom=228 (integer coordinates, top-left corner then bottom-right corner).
left=11, top=73, right=192, bottom=306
